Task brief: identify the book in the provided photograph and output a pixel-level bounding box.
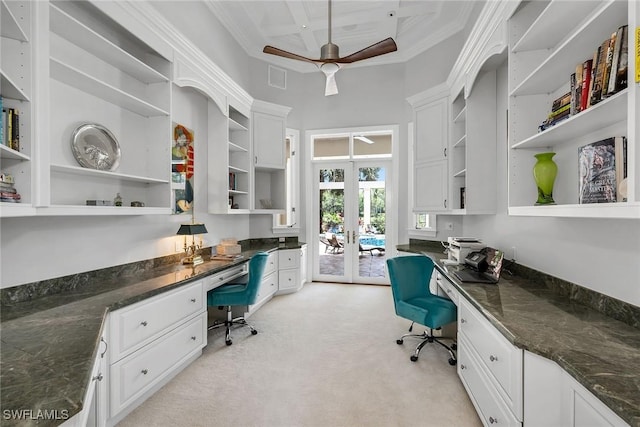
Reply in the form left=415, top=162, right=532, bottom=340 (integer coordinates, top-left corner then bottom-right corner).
left=600, top=31, right=617, bottom=99
left=607, top=26, right=625, bottom=95
left=578, top=137, right=626, bottom=204
left=573, top=63, right=583, bottom=114
left=589, top=38, right=610, bottom=106
left=552, top=92, right=571, bottom=112
left=580, top=59, right=592, bottom=111
left=0, top=97, right=3, bottom=147
left=10, top=108, right=19, bottom=151
left=5, top=108, right=13, bottom=148
left=614, top=25, right=629, bottom=92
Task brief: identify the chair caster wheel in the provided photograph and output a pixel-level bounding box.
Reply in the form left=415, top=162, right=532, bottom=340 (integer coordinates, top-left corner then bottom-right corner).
left=451, top=343, right=457, bottom=350
left=251, top=330, right=258, bottom=335
left=448, top=358, right=457, bottom=366
left=410, top=355, right=418, bottom=362
left=225, top=340, right=233, bottom=346
left=396, top=339, right=403, bottom=345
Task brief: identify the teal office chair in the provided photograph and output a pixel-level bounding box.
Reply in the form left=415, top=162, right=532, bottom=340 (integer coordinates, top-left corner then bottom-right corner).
left=386, top=255, right=457, bottom=364
left=207, top=252, right=269, bottom=346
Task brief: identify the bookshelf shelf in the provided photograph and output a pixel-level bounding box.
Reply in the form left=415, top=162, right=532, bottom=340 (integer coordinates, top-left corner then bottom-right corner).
left=228, top=141, right=248, bottom=152
left=453, top=106, right=466, bottom=123
left=0, top=202, right=35, bottom=217
left=510, top=1, right=627, bottom=97
left=0, top=145, right=30, bottom=161
left=454, top=135, right=466, bottom=148
left=507, top=0, right=636, bottom=219
left=453, top=168, right=466, bottom=178
left=228, top=165, right=248, bottom=174
left=40, top=205, right=170, bottom=216
left=228, top=117, right=248, bottom=132
left=49, top=4, right=168, bottom=84
left=50, top=58, right=169, bottom=117
left=1, top=0, right=28, bottom=42
left=51, top=164, right=168, bottom=184
left=0, top=69, right=30, bottom=102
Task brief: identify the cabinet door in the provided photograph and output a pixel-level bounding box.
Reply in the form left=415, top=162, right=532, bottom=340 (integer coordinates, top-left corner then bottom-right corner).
left=414, top=97, right=448, bottom=163
left=253, top=112, right=285, bottom=169
left=414, top=160, right=448, bottom=212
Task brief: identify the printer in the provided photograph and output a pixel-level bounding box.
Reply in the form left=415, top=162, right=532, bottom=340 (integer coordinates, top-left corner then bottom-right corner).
left=447, top=237, right=484, bottom=265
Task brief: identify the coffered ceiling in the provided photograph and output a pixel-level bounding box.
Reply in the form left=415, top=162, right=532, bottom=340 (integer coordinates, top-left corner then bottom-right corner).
left=204, top=0, right=482, bottom=73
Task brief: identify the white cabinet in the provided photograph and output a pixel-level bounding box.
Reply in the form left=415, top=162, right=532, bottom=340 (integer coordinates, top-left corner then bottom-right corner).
left=249, top=251, right=278, bottom=313
left=108, top=280, right=206, bottom=422
left=1, top=0, right=35, bottom=217
left=408, top=84, right=449, bottom=212
left=227, top=105, right=252, bottom=212
left=524, top=351, right=629, bottom=427
left=277, top=245, right=306, bottom=294
left=251, top=100, right=291, bottom=213
left=41, top=1, right=172, bottom=215
left=458, top=298, right=523, bottom=425
left=507, top=0, right=639, bottom=218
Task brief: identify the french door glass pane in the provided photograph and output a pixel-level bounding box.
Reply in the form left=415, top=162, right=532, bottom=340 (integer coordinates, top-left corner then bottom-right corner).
left=357, top=166, right=387, bottom=279
left=319, top=168, right=345, bottom=276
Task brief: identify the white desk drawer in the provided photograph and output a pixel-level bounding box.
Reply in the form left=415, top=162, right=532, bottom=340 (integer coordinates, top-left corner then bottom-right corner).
left=458, top=334, right=521, bottom=427
left=265, top=251, right=278, bottom=276
left=110, top=313, right=205, bottom=416
left=436, top=271, right=459, bottom=305
left=278, top=249, right=299, bottom=270
left=206, top=264, right=248, bottom=292
left=110, top=280, right=204, bottom=361
left=459, top=299, right=522, bottom=419
left=278, top=269, right=299, bottom=292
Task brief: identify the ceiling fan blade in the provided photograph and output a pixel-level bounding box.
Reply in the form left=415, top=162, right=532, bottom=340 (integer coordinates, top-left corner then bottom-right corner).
left=263, top=46, right=318, bottom=64
left=336, top=37, right=398, bottom=64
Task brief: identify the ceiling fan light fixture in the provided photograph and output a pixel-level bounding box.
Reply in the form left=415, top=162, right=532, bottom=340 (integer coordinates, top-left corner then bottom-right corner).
left=354, top=135, right=375, bottom=144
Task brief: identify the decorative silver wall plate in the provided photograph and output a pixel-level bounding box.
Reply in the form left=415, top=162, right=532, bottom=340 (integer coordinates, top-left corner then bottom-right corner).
left=71, top=124, right=121, bottom=171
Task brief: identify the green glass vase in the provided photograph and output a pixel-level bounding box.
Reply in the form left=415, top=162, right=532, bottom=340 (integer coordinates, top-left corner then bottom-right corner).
left=533, top=152, right=557, bottom=205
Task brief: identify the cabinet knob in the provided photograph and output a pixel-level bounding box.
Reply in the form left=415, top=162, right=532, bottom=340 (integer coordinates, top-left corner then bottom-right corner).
left=489, top=355, right=498, bottom=362
left=92, top=373, right=103, bottom=382
left=141, top=369, right=148, bottom=375
left=219, top=276, right=224, bottom=281
left=191, top=336, right=197, bottom=341
left=190, top=298, right=196, bottom=303
left=288, top=258, right=292, bottom=261
left=489, top=416, right=498, bottom=424
left=460, top=318, right=466, bottom=323
left=460, top=364, right=466, bottom=370
left=141, top=321, right=148, bottom=326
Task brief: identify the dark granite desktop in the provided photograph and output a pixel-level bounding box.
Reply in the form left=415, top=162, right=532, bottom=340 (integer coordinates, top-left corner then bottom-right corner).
left=0, top=238, right=303, bottom=427
left=397, top=239, right=640, bottom=427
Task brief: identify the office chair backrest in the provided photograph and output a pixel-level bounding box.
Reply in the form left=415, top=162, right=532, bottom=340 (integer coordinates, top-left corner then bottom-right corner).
left=245, top=252, right=269, bottom=304
left=386, top=255, right=435, bottom=305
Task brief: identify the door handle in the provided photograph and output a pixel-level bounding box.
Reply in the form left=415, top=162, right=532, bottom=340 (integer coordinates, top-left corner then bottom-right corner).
left=346, top=231, right=350, bottom=244
left=352, top=230, right=356, bottom=243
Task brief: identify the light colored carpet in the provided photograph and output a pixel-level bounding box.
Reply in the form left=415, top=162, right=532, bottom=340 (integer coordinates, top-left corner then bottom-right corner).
left=118, top=282, right=481, bottom=427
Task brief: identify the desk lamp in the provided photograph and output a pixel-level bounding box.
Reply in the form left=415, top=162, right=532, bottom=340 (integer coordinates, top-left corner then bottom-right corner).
left=176, top=222, right=208, bottom=265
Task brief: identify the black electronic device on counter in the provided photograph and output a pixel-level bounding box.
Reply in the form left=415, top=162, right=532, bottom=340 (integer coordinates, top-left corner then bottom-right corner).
left=453, top=247, right=504, bottom=284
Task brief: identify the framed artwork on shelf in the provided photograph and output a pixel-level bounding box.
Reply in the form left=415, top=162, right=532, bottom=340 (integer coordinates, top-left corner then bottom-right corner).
left=172, top=123, right=194, bottom=214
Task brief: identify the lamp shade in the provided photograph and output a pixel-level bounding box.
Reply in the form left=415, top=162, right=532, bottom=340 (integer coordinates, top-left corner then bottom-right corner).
left=176, top=223, right=208, bottom=236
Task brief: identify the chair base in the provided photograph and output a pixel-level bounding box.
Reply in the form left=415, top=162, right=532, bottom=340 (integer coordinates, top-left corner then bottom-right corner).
left=396, top=325, right=457, bottom=365
left=208, top=305, right=257, bottom=346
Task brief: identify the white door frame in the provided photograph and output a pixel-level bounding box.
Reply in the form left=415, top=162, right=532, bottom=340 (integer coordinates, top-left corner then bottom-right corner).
left=305, top=125, right=399, bottom=284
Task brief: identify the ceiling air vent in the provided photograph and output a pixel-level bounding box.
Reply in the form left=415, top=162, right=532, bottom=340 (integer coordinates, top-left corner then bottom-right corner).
left=268, top=65, right=287, bottom=90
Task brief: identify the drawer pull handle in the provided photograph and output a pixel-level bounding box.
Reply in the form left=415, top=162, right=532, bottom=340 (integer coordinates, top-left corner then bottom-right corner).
left=141, top=369, right=148, bottom=375
left=191, top=336, right=197, bottom=341
left=489, top=355, right=498, bottom=362
left=489, top=416, right=497, bottom=424
left=190, top=298, right=196, bottom=303
left=141, top=321, right=148, bottom=326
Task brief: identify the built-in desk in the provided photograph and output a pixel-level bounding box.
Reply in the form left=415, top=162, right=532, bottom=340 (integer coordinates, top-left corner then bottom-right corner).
left=396, top=243, right=640, bottom=427
left=0, top=241, right=304, bottom=427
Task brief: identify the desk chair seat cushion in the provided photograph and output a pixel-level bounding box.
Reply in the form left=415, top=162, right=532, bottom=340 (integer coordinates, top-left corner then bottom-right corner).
left=396, top=296, right=457, bottom=329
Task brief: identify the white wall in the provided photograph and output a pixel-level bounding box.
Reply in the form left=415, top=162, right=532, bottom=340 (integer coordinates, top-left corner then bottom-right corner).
left=458, top=63, right=640, bottom=306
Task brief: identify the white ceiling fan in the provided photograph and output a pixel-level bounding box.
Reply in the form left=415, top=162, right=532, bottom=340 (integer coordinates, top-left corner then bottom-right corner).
left=263, top=0, right=398, bottom=96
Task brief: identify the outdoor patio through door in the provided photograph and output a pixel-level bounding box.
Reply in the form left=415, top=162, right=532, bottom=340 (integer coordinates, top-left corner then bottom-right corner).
left=314, top=160, right=389, bottom=284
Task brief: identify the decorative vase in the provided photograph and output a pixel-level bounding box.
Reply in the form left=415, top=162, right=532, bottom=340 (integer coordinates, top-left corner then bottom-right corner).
left=533, top=152, right=557, bottom=205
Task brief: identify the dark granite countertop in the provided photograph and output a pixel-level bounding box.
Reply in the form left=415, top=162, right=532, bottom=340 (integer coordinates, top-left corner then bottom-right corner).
left=397, top=242, right=640, bottom=427
left=0, top=241, right=302, bottom=426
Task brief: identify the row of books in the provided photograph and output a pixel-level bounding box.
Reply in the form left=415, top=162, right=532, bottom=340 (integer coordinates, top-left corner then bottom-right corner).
left=0, top=173, right=22, bottom=203
left=539, top=25, right=628, bottom=132
left=578, top=136, right=627, bottom=204
left=229, top=172, right=237, bottom=191
left=1, top=97, right=21, bottom=151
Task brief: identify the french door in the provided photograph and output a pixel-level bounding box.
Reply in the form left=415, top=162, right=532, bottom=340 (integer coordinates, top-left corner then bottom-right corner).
left=313, top=160, right=390, bottom=284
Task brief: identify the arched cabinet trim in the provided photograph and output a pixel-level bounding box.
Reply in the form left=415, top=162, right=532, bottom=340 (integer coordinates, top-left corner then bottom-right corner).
left=173, top=55, right=227, bottom=115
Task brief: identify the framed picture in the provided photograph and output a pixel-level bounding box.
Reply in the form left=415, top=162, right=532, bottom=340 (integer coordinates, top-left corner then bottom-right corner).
left=172, top=123, right=194, bottom=214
